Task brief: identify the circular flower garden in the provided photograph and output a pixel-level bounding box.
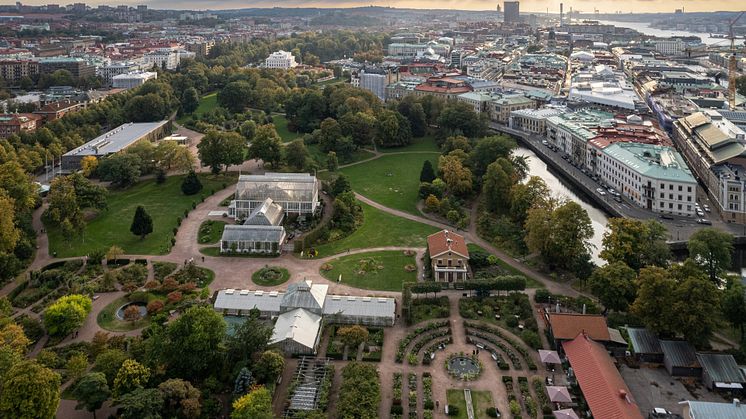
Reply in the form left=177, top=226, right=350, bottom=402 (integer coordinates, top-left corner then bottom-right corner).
left=446, top=352, right=482, bottom=380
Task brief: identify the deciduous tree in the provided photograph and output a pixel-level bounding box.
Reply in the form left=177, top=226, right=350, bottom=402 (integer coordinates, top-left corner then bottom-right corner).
left=631, top=267, right=677, bottom=336
left=688, top=228, right=734, bottom=285
left=197, top=130, right=247, bottom=174
left=600, top=218, right=671, bottom=271
left=248, top=124, right=283, bottom=168
left=116, top=387, right=163, bottom=419
left=253, top=350, right=285, bottom=384
left=438, top=154, right=472, bottom=196
left=588, top=261, right=637, bottom=313
left=43, top=294, right=92, bottom=337
left=231, top=386, right=273, bottom=419
left=0, top=360, right=60, bottom=419
left=72, top=372, right=110, bottom=419
left=113, top=359, right=150, bottom=397
left=337, top=325, right=369, bottom=349
left=285, top=139, right=309, bottom=171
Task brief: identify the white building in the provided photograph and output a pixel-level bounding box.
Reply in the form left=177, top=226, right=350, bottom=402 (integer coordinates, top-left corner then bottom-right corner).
left=112, top=71, right=157, bottom=89
left=143, top=48, right=180, bottom=70
left=265, top=50, right=298, bottom=69
left=229, top=172, right=319, bottom=219
left=360, top=70, right=388, bottom=101
left=509, top=107, right=564, bottom=134
left=590, top=141, right=697, bottom=216
left=653, top=39, right=685, bottom=56
left=387, top=42, right=451, bottom=58
left=97, top=61, right=144, bottom=85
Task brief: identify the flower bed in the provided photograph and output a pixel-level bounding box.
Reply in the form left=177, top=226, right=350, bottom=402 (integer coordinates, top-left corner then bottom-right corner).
left=393, top=372, right=403, bottom=408
left=464, top=321, right=538, bottom=370
left=422, top=337, right=452, bottom=365
left=445, top=352, right=483, bottom=381
left=518, top=376, right=537, bottom=418
left=465, top=336, right=510, bottom=370
left=465, top=328, right=522, bottom=369
left=532, top=377, right=553, bottom=416
left=396, top=320, right=449, bottom=363
left=423, top=373, right=434, bottom=413
left=408, top=372, right=417, bottom=417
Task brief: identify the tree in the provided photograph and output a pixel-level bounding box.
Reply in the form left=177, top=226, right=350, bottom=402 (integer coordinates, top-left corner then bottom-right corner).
left=72, top=372, right=110, bottom=419
left=161, top=306, right=227, bottom=379
left=468, top=135, right=517, bottom=177
left=420, top=160, right=435, bottom=183
left=93, top=349, right=129, bottom=385
left=248, top=124, right=283, bottom=168
left=688, top=228, right=734, bottom=284
left=482, top=158, right=515, bottom=213
left=722, top=281, right=746, bottom=338
left=155, top=141, right=194, bottom=173
left=233, top=367, right=253, bottom=396
left=631, top=267, right=678, bottom=336
left=158, top=378, right=201, bottom=419
left=254, top=350, right=285, bottom=384
left=437, top=101, right=486, bottom=139
left=337, top=325, right=369, bottom=349
left=337, top=362, right=380, bottom=419
left=673, top=276, right=720, bottom=346
left=737, top=75, right=746, bottom=98
left=117, top=387, right=163, bottom=419
left=65, top=352, right=88, bottom=382
left=332, top=174, right=351, bottom=196
left=98, top=153, right=142, bottom=187
left=106, top=245, right=124, bottom=261
left=130, top=206, right=153, bottom=240
left=180, top=87, right=200, bottom=115
left=124, top=94, right=168, bottom=122
left=0, top=324, right=30, bottom=355
left=525, top=200, right=593, bottom=271
left=197, top=130, right=247, bottom=174
left=442, top=135, right=472, bottom=154
left=285, top=139, right=309, bottom=171
left=0, top=160, right=37, bottom=212
left=588, top=262, right=637, bottom=313
left=231, top=386, right=273, bottom=419
left=376, top=109, right=412, bottom=147
left=509, top=176, right=549, bottom=225
left=80, top=156, right=99, bottom=177
left=327, top=151, right=339, bottom=172
left=600, top=218, right=671, bottom=271
left=240, top=120, right=257, bottom=141
left=0, top=360, right=60, bottom=419
left=226, top=317, right=273, bottom=369
left=397, top=96, right=427, bottom=137
left=113, top=359, right=150, bottom=397
left=438, top=154, right=472, bottom=196
left=0, top=192, right=19, bottom=253
left=339, top=111, right=376, bottom=147
left=180, top=170, right=202, bottom=195
left=43, top=294, right=92, bottom=337
left=217, top=80, right=254, bottom=113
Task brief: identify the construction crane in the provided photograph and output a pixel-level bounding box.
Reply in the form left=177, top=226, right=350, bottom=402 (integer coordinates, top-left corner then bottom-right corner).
left=728, top=11, right=744, bottom=110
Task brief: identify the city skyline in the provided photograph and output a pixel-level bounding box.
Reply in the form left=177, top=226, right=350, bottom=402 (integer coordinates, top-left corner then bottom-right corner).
left=7, top=0, right=746, bottom=13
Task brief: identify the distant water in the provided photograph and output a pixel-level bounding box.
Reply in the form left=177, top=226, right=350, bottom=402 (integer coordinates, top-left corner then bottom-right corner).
left=597, top=20, right=730, bottom=46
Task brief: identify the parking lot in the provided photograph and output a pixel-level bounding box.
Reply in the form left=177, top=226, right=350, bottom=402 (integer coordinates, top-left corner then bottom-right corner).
left=620, top=365, right=725, bottom=416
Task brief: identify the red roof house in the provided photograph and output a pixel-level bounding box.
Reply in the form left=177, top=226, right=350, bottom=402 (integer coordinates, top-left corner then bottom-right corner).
left=563, top=334, right=643, bottom=419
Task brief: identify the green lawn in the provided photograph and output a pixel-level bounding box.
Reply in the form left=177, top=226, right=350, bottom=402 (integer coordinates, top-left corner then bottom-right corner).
left=97, top=295, right=155, bottom=332
left=198, top=220, right=226, bottom=244
left=379, top=134, right=439, bottom=153
left=312, top=202, right=439, bottom=257
left=466, top=244, right=543, bottom=288
left=341, top=152, right=438, bottom=214
left=271, top=114, right=300, bottom=143
left=177, top=92, right=218, bottom=124
left=252, top=266, right=291, bottom=286
left=47, top=174, right=236, bottom=257
left=320, top=250, right=416, bottom=292
left=471, top=391, right=495, bottom=419
left=308, top=143, right=375, bottom=167
left=446, top=389, right=469, bottom=419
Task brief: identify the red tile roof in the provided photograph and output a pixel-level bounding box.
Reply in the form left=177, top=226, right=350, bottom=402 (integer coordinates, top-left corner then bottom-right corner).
left=548, top=313, right=610, bottom=341
left=563, top=334, right=643, bottom=419
left=427, top=230, right=469, bottom=259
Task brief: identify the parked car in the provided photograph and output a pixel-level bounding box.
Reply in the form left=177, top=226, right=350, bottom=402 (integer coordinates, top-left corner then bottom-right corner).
left=703, top=205, right=711, bottom=213
left=596, top=188, right=606, bottom=196
left=541, top=140, right=549, bottom=145
left=659, top=214, right=674, bottom=220
left=697, top=218, right=712, bottom=225
left=613, top=196, right=622, bottom=203
left=696, top=209, right=705, bottom=217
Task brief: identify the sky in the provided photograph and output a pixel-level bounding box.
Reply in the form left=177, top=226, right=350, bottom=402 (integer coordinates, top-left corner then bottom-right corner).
left=16, top=0, right=746, bottom=13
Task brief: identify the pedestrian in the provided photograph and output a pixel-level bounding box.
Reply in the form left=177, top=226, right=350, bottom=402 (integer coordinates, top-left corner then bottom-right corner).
left=201, top=256, right=205, bottom=263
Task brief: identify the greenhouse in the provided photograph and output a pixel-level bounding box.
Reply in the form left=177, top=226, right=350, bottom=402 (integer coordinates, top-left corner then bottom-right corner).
left=229, top=172, right=320, bottom=219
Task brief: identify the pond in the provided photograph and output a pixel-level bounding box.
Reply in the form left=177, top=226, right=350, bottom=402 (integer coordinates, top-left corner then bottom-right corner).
left=447, top=355, right=481, bottom=379
left=115, top=302, right=147, bottom=320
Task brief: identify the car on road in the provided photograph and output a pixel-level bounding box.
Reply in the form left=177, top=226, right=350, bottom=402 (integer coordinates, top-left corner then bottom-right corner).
left=658, top=214, right=674, bottom=220
left=703, top=205, right=711, bottom=212
left=541, top=140, right=548, bottom=146
left=697, top=218, right=712, bottom=225
left=613, top=195, right=622, bottom=203
left=596, top=188, right=606, bottom=196
left=696, top=209, right=704, bottom=217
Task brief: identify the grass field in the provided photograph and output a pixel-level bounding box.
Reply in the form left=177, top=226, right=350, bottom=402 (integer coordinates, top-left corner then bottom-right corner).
left=308, top=143, right=375, bottom=167
left=320, top=250, right=416, bottom=292
left=272, top=114, right=301, bottom=143
left=446, top=389, right=494, bottom=419
left=466, top=244, right=543, bottom=288
left=252, top=266, right=291, bottom=286
left=97, top=295, right=156, bottom=332
left=446, top=389, right=469, bottom=419
left=342, top=152, right=439, bottom=214
left=198, top=220, right=226, bottom=244
left=312, top=202, right=439, bottom=257
left=379, top=134, right=439, bottom=153
left=177, top=92, right=218, bottom=124
left=47, top=174, right=236, bottom=257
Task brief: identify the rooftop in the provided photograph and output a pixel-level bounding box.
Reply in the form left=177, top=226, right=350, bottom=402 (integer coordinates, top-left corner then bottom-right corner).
left=269, top=308, right=321, bottom=350
left=220, top=225, right=285, bottom=243
left=427, top=230, right=469, bottom=259
left=62, top=121, right=169, bottom=158
left=626, top=327, right=662, bottom=355
left=681, top=400, right=746, bottom=419
left=548, top=313, right=610, bottom=341
left=696, top=353, right=746, bottom=385
left=602, top=143, right=695, bottom=183
left=659, top=340, right=698, bottom=368
left=563, top=334, right=643, bottom=419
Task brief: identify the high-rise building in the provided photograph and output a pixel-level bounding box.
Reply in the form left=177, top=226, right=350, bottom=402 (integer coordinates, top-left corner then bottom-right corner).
left=503, top=1, right=520, bottom=24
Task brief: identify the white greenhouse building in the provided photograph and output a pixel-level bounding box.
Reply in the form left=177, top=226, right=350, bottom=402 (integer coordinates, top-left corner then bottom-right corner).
left=229, top=172, right=320, bottom=220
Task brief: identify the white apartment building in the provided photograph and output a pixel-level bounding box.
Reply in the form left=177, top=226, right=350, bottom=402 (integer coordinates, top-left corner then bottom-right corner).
left=143, top=48, right=180, bottom=70
left=387, top=42, right=451, bottom=58
left=265, top=50, right=298, bottom=69
left=360, top=71, right=387, bottom=101
left=652, top=39, right=685, bottom=56
left=112, top=71, right=157, bottom=89
left=509, top=107, right=563, bottom=134
left=591, top=142, right=697, bottom=216
left=97, top=61, right=144, bottom=85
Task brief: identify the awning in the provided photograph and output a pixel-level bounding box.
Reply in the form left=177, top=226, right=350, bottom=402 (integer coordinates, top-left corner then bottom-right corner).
left=539, top=349, right=562, bottom=364
left=715, top=382, right=743, bottom=389
left=553, top=408, right=580, bottom=419
left=547, top=386, right=573, bottom=403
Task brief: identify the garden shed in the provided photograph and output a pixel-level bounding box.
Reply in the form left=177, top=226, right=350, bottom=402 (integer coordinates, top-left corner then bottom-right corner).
left=696, top=353, right=746, bottom=391
left=660, top=340, right=701, bottom=377
left=627, top=327, right=663, bottom=363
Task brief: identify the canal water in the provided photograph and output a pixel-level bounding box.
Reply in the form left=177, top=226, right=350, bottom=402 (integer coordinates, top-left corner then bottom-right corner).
left=597, top=20, right=731, bottom=47
left=515, top=147, right=608, bottom=265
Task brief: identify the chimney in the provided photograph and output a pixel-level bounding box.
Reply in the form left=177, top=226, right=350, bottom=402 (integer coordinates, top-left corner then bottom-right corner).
left=618, top=389, right=627, bottom=399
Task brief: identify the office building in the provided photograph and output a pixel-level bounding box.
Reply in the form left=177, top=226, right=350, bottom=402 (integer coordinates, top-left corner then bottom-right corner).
left=503, top=1, right=520, bottom=24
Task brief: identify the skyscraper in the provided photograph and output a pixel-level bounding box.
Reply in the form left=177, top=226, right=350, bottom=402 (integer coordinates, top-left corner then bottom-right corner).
left=503, top=1, right=520, bottom=24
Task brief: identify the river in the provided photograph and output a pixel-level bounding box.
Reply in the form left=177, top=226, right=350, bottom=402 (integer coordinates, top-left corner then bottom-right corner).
left=597, top=20, right=730, bottom=46
left=515, top=147, right=608, bottom=265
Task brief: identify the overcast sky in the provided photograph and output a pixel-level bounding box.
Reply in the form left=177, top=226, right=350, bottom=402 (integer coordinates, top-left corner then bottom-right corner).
left=18, top=0, right=746, bottom=13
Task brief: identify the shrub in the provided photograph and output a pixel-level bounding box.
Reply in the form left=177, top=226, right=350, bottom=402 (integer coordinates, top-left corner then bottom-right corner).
left=521, top=330, right=542, bottom=349
left=509, top=400, right=521, bottom=416
left=391, top=405, right=403, bottom=414
left=486, top=407, right=498, bottom=417
left=146, top=300, right=164, bottom=315
left=506, top=316, right=518, bottom=328
left=447, top=405, right=459, bottom=416
left=181, top=170, right=203, bottom=195
left=534, top=288, right=551, bottom=303
left=167, top=291, right=182, bottom=303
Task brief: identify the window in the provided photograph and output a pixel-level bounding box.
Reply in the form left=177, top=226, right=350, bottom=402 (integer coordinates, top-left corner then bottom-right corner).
left=660, top=193, right=664, bottom=198
left=660, top=202, right=664, bottom=208
left=687, top=186, right=692, bottom=192
left=678, top=185, right=682, bottom=191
